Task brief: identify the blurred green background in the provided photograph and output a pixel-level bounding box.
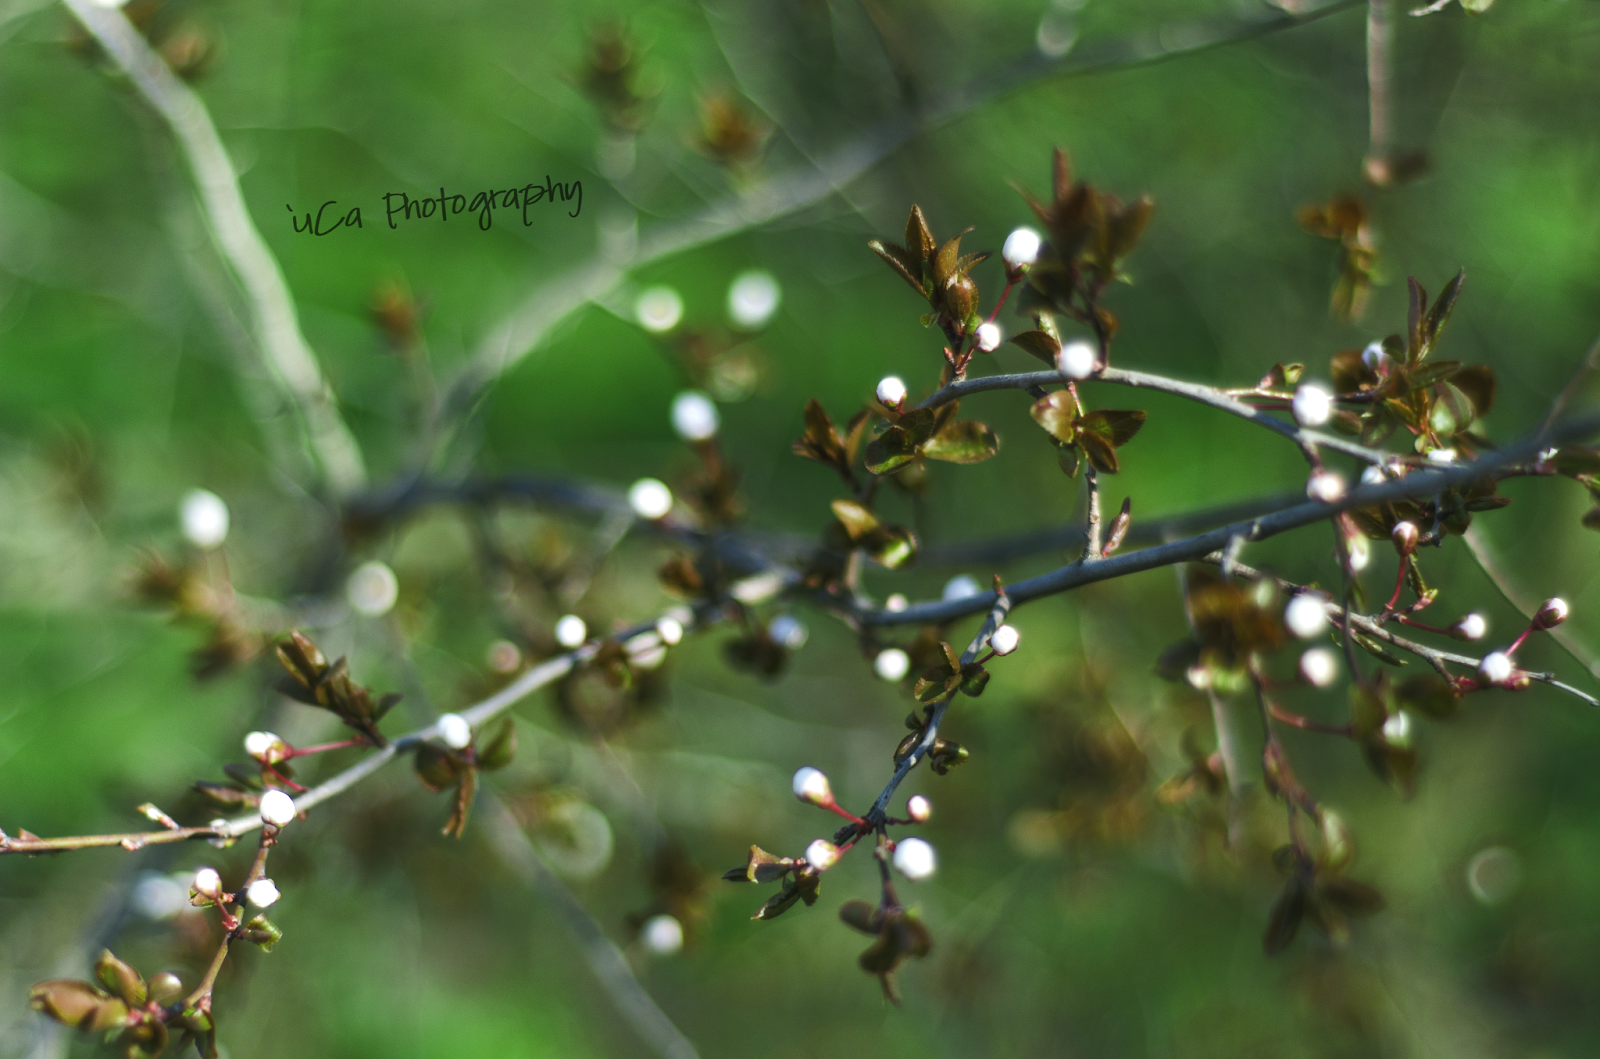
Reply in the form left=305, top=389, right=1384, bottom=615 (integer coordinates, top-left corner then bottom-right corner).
left=4, top=0, right=1600, bottom=1055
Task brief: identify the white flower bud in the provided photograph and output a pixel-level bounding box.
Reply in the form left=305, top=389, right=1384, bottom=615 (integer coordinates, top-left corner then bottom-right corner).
left=727, top=270, right=781, bottom=330
left=627, top=478, right=673, bottom=520
left=906, top=795, right=931, bottom=823
left=892, top=837, right=937, bottom=880
left=1360, top=464, right=1387, bottom=486
left=671, top=390, right=720, bottom=442
left=768, top=614, right=808, bottom=649
left=975, top=322, right=1002, bottom=352
left=656, top=616, right=684, bottom=645
left=1392, top=520, right=1419, bottom=555
left=792, top=766, right=832, bottom=806
left=635, top=286, right=683, bottom=333
left=885, top=594, right=908, bottom=613
left=437, top=713, right=472, bottom=751
left=1299, top=647, right=1339, bottom=688
left=874, top=647, right=911, bottom=682
left=640, top=913, right=684, bottom=955
left=1382, top=711, right=1412, bottom=746
left=1478, top=651, right=1514, bottom=686
left=1306, top=470, right=1346, bottom=504
left=804, top=839, right=840, bottom=871
left=1291, top=383, right=1333, bottom=429
left=1056, top=339, right=1098, bottom=381
left=876, top=375, right=908, bottom=407
left=1536, top=597, right=1569, bottom=629
left=1284, top=594, right=1329, bottom=640
left=1427, top=447, right=1457, bottom=464
left=989, top=624, right=1021, bottom=656
left=1002, top=227, right=1042, bottom=271
left=1346, top=532, right=1371, bottom=573
left=555, top=614, right=588, bottom=649
left=1452, top=613, right=1488, bottom=641
left=258, top=789, right=297, bottom=828
left=1361, top=341, right=1390, bottom=372
left=943, top=575, right=980, bottom=602
left=191, top=867, right=223, bottom=899
left=245, top=878, right=281, bottom=909
left=180, top=489, right=230, bottom=549
left=243, top=731, right=284, bottom=763
left=347, top=560, right=399, bottom=617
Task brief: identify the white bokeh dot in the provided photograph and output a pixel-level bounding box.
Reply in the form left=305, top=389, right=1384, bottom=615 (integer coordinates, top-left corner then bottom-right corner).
left=347, top=560, right=399, bottom=616
left=727, top=270, right=781, bottom=329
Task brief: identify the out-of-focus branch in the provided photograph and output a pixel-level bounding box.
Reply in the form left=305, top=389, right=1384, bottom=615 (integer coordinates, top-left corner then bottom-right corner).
left=59, top=0, right=368, bottom=498
left=479, top=794, right=700, bottom=1059
left=1364, top=0, right=1393, bottom=180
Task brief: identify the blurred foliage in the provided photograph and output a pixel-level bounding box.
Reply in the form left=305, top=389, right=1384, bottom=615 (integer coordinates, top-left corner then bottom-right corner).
left=5, top=0, right=1600, bottom=1056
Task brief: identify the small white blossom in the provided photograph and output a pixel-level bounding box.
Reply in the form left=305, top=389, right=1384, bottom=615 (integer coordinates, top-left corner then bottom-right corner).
left=792, top=767, right=832, bottom=806
left=1536, top=597, right=1569, bottom=628
left=437, top=713, right=472, bottom=751
left=1299, top=647, right=1340, bottom=688
left=975, top=321, right=1002, bottom=352
left=245, top=878, right=281, bottom=909
left=1284, top=594, right=1329, bottom=639
left=876, top=375, right=908, bottom=407
left=875, top=648, right=911, bottom=682
left=892, top=837, right=937, bottom=880
left=1360, top=464, right=1387, bottom=486
left=989, top=624, right=1021, bottom=656
left=727, top=270, right=781, bottom=330
left=1291, top=383, right=1333, bottom=429
left=769, top=614, right=808, bottom=649
left=347, top=560, right=399, bottom=617
left=635, top=287, right=683, bottom=333
left=628, top=478, right=673, bottom=520
left=1057, top=339, right=1098, bottom=380
left=804, top=839, right=840, bottom=871
left=943, top=575, right=980, bottom=602
left=259, top=789, right=297, bottom=828
left=1478, top=651, right=1514, bottom=686
left=670, top=390, right=720, bottom=442
left=1002, top=227, right=1042, bottom=271
left=180, top=489, right=230, bottom=549
left=555, top=614, right=588, bottom=649
left=906, top=795, right=931, bottom=823
left=640, top=913, right=685, bottom=955
left=1306, top=470, right=1346, bottom=504
left=656, top=616, right=685, bottom=645
left=1453, top=613, right=1488, bottom=641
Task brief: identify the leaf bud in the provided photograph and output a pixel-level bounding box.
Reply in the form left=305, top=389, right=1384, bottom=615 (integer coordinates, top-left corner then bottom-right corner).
left=627, top=478, right=674, bottom=520
left=892, top=836, right=937, bottom=880
left=436, top=713, right=472, bottom=751
left=554, top=614, right=588, bottom=648
left=1291, top=383, right=1333, bottom=429
left=245, top=878, right=281, bottom=909
left=1284, top=594, right=1329, bottom=639
left=875, top=375, right=908, bottom=408
left=259, top=789, right=298, bottom=828
left=1391, top=520, right=1419, bottom=556
left=975, top=321, right=1002, bottom=352
left=792, top=767, right=833, bottom=806
left=1299, top=646, right=1340, bottom=688
left=1534, top=597, right=1569, bottom=630
left=1478, top=651, right=1514, bottom=687
left=1451, top=613, right=1488, bottom=641
left=1056, top=339, right=1098, bottom=381
left=875, top=647, right=911, bottom=681
left=804, top=839, right=840, bottom=871
left=988, top=624, right=1021, bottom=656
left=906, top=795, right=931, bottom=823
left=671, top=390, right=719, bottom=442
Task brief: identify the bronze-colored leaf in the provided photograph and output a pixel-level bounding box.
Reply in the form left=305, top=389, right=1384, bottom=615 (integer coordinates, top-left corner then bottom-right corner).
left=868, top=240, right=929, bottom=299
left=93, top=950, right=146, bottom=1008
left=1263, top=877, right=1307, bottom=955
left=906, top=205, right=936, bottom=263
left=1029, top=390, right=1079, bottom=445
left=922, top=420, right=999, bottom=464
left=831, top=499, right=882, bottom=542
left=1009, top=329, right=1061, bottom=367
left=477, top=718, right=516, bottom=770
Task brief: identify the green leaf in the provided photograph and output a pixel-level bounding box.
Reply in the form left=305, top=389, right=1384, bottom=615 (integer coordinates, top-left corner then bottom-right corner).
left=863, top=427, right=918, bottom=475
left=1009, top=329, right=1061, bottom=367
left=93, top=950, right=145, bottom=1008
left=1029, top=391, right=1079, bottom=444
left=922, top=420, right=999, bottom=464
left=831, top=499, right=882, bottom=541
left=1077, top=430, right=1120, bottom=474
left=1424, top=269, right=1465, bottom=352
left=477, top=718, right=516, bottom=770
left=865, top=526, right=918, bottom=569
left=1078, top=409, right=1147, bottom=447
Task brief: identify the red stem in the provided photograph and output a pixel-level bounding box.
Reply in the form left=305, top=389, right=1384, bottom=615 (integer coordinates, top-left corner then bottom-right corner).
left=1267, top=702, right=1353, bottom=738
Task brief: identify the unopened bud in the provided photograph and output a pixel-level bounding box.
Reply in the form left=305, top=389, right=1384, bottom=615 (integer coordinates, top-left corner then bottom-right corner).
left=1391, top=520, right=1419, bottom=555
left=892, top=837, right=937, bottom=880
left=555, top=614, right=588, bottom=648
left=1056, top=339, right=1098, bottom=381
left=1535, top=597, right=1569, bottom=629
left=1284, top=594, right=1329, bottom=640
left=1291, top=383, right=1333, bottom=429
left=1451, top=613, right=1488, bottom=641
left=906, top=795, right=931, bottom=823
left=671, top=390, right=719, bottom=442
left=1306, top=470, right=1346, bottom=504
left=1478, top=651, right=1514, bottom=687
left=245, top=878, right=280, bottom=909
left=874, top=647, right=910, bottom=681
left=792, top=767, right=833, bottom=806
left=975, top=321, right=1002, bottom=352
left=989, top=624, right=1020, bottom=656
left=180, top=489, right=230, bottom=549
left=258, top=789, right=297, bottom=828
left=640, top=913, right=684, bottom=955
left=1360, top=464, right=1387, bottom=486
left=243, top=731, right=288, bottom=765
left=1002, top=227, right=1042, bottom=276
left=627, top=478, right=673, bottom=520
left=876, top=375, right=908, bottom=408
left=437, top=713, right=472, bottom=751
left=191, top=867, right=223, bottom=901
left=804, top=839, right=840, bottom=871
left=1299, top=647, right=1339, bottom=688
left=656, top=616, right=684, bottom=645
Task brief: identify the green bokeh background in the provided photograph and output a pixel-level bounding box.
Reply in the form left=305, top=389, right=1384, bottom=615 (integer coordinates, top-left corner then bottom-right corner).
left=4, top=0, right=1600, bottom=1055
